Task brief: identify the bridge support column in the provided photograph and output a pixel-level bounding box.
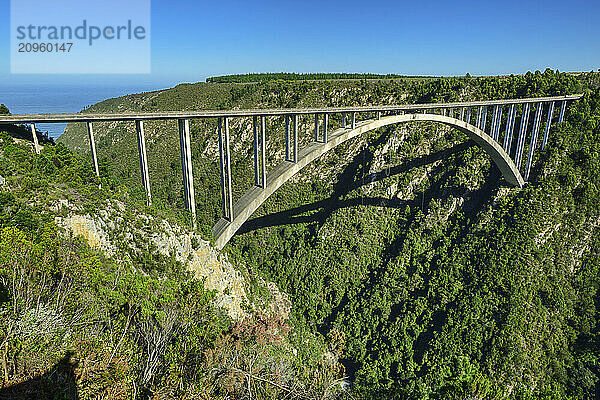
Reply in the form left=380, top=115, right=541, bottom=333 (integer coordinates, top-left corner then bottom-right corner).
left=218, top=117, right=233, bottom=221
left=86, top=122, right=100, bottom=181
left=524, top=102, right=543, bottom=181
left=285, top=115, right=291, bottom=161
left=179, top=119, right=196, bottom=225
left=351, top=112, right=356, bottom=129
left=480, top=106, right=488, bottom=131
left=541, top=102, right=555, bottom=149
left=377, top=111, right=381, bottom=120
left=342, top=113, right=346, bottom=128
left=465, top=108, right=471, bottom=124
left=460, top=107, right=465, bottom=121
left=558, top=100, right=566, bottom=124
left=261, top=116, right=266, bottom=187
left=323, top=113, right=328, bottom=142
left=292, top=114, right=298, bottom=162
left=252, top=116, right=267, bottom=188
left=491, top=105, right=502, bottom=141
left=135, top=120, right=152, bottom=205
left=514, top=103, right=530, bottom=169
left=253, top=116, right=259, bottom=185
left=314, top=114, right=319, bottom=142
left=503, top=104, right=516, bottom=153
left=29, top=123, right=40, bottom=154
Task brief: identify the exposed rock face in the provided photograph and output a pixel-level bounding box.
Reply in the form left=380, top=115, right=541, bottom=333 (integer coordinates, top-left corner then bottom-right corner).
left=54, top=200, right=290, bottom=321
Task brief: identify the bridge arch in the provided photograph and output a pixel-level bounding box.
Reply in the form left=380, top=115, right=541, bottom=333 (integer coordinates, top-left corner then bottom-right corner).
left=213, top=113, right=524, bottom=249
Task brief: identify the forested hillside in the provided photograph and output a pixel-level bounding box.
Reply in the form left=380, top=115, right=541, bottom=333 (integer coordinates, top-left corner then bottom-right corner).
left=0, top=123, right=344, bottom=397
left=56, top=69, right=600, bottom=398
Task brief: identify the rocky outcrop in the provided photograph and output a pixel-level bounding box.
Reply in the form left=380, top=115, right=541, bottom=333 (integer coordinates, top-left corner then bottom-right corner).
left=54, top=200, right=290, bottom=321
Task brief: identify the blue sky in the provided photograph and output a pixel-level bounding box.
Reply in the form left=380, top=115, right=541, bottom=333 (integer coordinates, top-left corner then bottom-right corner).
left=1, top=0, right=599, bottom=88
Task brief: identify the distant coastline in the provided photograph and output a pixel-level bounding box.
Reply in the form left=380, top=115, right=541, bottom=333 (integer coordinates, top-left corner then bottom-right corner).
left=0, top=83, right=170, bottom=139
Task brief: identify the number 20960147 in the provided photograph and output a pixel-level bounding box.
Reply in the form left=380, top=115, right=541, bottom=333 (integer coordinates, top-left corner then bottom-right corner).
left=18, top=43, right=73, bottom=52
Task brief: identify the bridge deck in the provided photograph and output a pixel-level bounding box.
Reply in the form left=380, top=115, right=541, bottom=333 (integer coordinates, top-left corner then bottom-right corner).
left=0, top=94, right=583, bottom=123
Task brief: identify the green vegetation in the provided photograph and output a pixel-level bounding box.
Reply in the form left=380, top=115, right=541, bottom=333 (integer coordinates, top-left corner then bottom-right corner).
left=47, top=69, right=600, bottom=398
left=0, top=132, right=345, bottom=398
left=206, top=72, right=435, bottom=83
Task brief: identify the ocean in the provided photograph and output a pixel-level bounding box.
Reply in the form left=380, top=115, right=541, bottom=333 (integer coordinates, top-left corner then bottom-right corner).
left=0, top=83, right=173, bottom=139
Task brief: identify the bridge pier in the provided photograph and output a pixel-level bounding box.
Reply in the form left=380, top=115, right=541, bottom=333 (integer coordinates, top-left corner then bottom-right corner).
left=29, top=123, right=40, bottom=154
left=541, top=102, right=555, bottom=149
left=292, top=114, right=298, bottom=162
left=218, top=117, right=233, bottom=221
left=285, top=115, right=291, bottom=161
left=480, top=106, right=488, bottom=130
left=465, top=108, right=471, bottom=124
left=342, top=113, right=346, bottom=128
left=503, top=104, right=516, bottom=153
left=135, top=120, right=152, bottom=205
left=323, top=113, right=329, bottom=142
left=558, top=100, right=566, bottom=124
left=86, top=122, right=100, bottom=181
left=460, top=107, right=465, bottom=120
left=524, top=102, right=543, bottom=180
left=314, top=114, right=319, bottom=142
left=514, top=103, right=530, bottom=169
left=252, top=116, right=267, bottom=188
left=261, top=116, right=267, bottom=187
left=351, top=112, right=356, bottom=129
left=179, top=119, right=196, bottom=224
left=491, top=105, right=502, bottom=141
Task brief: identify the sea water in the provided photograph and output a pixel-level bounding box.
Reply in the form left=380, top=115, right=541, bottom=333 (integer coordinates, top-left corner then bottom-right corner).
left=0, top=83, right=172, bottom=139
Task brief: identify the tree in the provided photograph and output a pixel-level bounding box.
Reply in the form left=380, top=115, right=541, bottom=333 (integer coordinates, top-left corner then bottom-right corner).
left=0, top=104, right=9, bottom=115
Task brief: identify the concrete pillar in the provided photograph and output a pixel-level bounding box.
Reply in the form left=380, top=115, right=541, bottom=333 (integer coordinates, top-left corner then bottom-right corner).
left=377, top=111, right=381, bottom=120
left=224, top=118, right=233, bottom=219
left=30, top=123, right=40, bottom=154
left=491, top=105, right=502, bottom=141
left=524, top=102, right=543, bottom=180
left=314, top=114, right=319, bottom=142
left=460, top=107, right=465, bottom=121
left=480, top=106, right=488, bottom=131
left=351, top=112, right=356, bottom=129
left=261, top=116, right=266, bottom=188
left=292, top=114, right=298, bottom=163
left=285, top=115, right=290, bottom=161
left=447, top=108, right=452, bottom=118
left=253, top=116, right=259, bottom=185
left=178, top=119, right=196, bottom=224
left=558, top=100, right=566, bottom=124
left=541, top=102, right=555, bottom=149
left=86, top=122, right=100, bottom=179
left=503, top=104, right=516, bottom=153
left=476, top=106, right=483, bottom=128
left=465, top=108, right=472, bottom=124
left=323, top=113, right=328, bottom=142
left=135, top=120, right=152, bottom=205
left=342, top=113, right=346, bottom=128
left=514, top=103, right=530, bottom=169
left=218, top=118, right=227, bottom=218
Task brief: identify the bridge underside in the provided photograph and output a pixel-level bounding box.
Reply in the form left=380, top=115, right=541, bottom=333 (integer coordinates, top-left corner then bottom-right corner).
left=213, top=113, right=523, bottom=249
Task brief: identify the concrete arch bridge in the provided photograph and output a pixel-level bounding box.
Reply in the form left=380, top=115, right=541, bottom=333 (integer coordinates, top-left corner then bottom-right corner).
left=0, top=94, right=582, bottom=248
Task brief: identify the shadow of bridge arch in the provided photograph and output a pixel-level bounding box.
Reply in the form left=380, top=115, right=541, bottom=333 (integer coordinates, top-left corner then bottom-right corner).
left=214, top=113, right=523, bottom=248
